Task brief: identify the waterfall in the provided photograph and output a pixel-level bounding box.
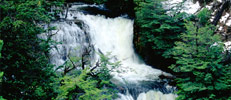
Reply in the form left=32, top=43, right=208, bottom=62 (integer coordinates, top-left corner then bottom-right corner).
left=41, top=3, right=177, bottom=100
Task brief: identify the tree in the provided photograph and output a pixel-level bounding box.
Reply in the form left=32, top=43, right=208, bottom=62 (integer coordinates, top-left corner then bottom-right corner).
left=134, top=0, right=188, bottom=71
left=0, top=0, right=64, bottom=99
left=0, top=40, right=3, bottom=58
left=169, top=9, right=231, bottom=99
left=54, top=52, right=119, bottom=100
left=0, top=40, right=6, bottom=100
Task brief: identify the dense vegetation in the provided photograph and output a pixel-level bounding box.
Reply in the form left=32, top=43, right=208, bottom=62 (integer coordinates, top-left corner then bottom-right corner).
left=54, top=53, right=119, bottom=100
left=134, top=0, right=188, bottom=73
left=134, top=0, right=231, bottom=99
left=136, top=0, right=231, bottom=100
left=168, top=9, right=231, bottom=99
left=0, top=0, right=64, bottom=99
left=0, top=40, right=5, bottom=100
left=0, top=0, right=119, bottom=99
left=0, top=0, right=230, bottom=100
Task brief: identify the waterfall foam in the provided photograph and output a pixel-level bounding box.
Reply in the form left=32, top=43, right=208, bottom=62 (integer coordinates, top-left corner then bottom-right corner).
left=44, top=3, right=177, bottom=100
left=77, top=14, right=166, bottom=82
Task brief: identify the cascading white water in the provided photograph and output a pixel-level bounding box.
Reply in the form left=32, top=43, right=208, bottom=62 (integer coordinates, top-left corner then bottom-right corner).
left=43, top=3, right=177, bottom=100
left=78, top=15, right=165, bottom=82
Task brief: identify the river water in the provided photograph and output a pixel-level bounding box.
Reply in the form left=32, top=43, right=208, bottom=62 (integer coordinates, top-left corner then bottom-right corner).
left=41, top=3, right=177, bottom=100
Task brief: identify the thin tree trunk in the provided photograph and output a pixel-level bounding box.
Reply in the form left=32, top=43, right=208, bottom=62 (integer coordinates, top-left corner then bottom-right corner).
left=212, top=0, right=230, bottom=25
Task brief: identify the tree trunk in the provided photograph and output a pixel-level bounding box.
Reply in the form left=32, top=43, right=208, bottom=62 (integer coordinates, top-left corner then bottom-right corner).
left=212, top=0, right=230, bottom=25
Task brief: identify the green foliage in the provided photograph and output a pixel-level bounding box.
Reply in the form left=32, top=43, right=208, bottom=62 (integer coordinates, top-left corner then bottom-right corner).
left=0, top=40, right=3, bottom=58
left=135, top=0, right=186, bottom=55
left=133, top=0, right=189, bottom=71
left=0, top=40, right=4, bottom=100
left=55, top=53, right=119, bottom=100
left=197, top=8, right=211, bottom=25
left=56, top=69, right=113, bottom=100
left=0, top=71, right=3, bottom=100
left=0, top=0, right=64, bottom=99
left=0, top=72, right=3, bottom=82
left=169, top=19, right=231, bottom=99
left=0, top=96, right=6, bottom=100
